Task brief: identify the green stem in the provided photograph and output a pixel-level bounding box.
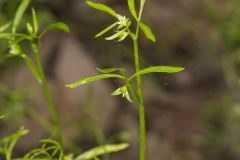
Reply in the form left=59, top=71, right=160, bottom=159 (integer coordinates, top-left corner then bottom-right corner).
left=31, top=42, right=63, bottom=145
left=133, top=20, right=146, bottom=160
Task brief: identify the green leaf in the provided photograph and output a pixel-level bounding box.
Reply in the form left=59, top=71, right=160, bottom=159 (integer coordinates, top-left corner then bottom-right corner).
left=96, top=67, right=124, bottom=74
left=86, top=1, right=118, bottom=18
left=128, top=0, right=137, bottom=19
left=95, top=22, right=118, bottom=38
left=12, top=0, right=31, bottom=33
left=0, top=22, right=11, bottom=33
left=21, top=54, right=42, bottom=84
left=139, top=0, right=145, bottom=19
left=66, top=74, right=124, bottom=88
left=105, top=30, right=125, bottom=41
left=139, top=22, right=156, bottom=42
left=129, top=66, right=184, bottom=81
left=40, top=22, right=70, bottom=38
left=0, top=33, right=28, bottom=40
left=26, top=22, right=33, bottom=34
left=32, top=8, right=38, bottom=34
left=75, top=143, right=129, bottom=160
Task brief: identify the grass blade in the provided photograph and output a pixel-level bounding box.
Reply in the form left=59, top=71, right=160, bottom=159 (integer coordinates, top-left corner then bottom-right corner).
left=66, top=74, right=124, bottom=88
left=86, top=1, right=118, bottom=18
left=129, top=66, right=184, bottom=80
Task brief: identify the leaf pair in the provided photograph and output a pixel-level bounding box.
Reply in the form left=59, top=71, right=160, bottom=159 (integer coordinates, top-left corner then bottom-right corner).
left=66, top=66, right=184, bottom=102
left=66, top=66, right=184, bottom=88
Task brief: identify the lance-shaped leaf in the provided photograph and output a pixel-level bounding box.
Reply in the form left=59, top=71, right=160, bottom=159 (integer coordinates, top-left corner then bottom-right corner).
left=66, top=74, right=124, bottom=88
left=32, top=8, right=38, bottom=34
left=139, top=22, right=156, bottom=42
left=12, top=0, right=31, bottom=33
left=86, top=1, right=118, bottom=18
left=128, top=0, right=137, bottom=19
left=129, top=66, right=184, bottom=81
left=40, top=22, right=70, bottom=38
left=21, top=55, right=42, bottom=84
left=96, top=67, right=125, bottom=74
left=0, top=22, right=11, bottom=33
left=75, top=143, right=129, bottom=160
left=105, top=30, right=123, bottom=41
left=0, top=33, right=28, bottom=40
left=139, top=0, right=145, bottom=19
left=95, top=22, right=118, bottom=38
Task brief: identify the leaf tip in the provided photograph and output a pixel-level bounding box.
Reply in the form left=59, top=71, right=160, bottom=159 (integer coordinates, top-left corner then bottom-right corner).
left=65, top=84, right=73, bottom=88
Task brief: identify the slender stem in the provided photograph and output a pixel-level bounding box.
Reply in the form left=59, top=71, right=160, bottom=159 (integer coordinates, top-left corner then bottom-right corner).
left=132, top=19, right=146, bottom=160
left=31, top=42, right=63, bottom=145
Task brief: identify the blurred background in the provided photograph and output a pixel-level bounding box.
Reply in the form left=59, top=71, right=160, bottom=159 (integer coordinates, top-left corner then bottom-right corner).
left=1, top=0, right=240, bottom=159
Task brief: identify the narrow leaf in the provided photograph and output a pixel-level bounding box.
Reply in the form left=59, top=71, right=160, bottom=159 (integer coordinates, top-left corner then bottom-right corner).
left=75, top=143, right=129, bottom=160
left=32, top=8, right=38, bottom=34
left=128, top=0, right=137, bottom=19
left=66, top=74, right=124, bottom=88
left=40, top=22, right=70, bottom=38
left=86, top=1, right=118, bottom=18
left=0, top=33, right=28, bottom=40
left=129, top=66, right=184, bottom=81
left=139, top=22, right=156, bottom=42
left=21, top=55, right=42, bottom=84
left=95, top=22, right=118, bottom=38
left=96, top=67, right=124, bottom=74
left=0, top=22, right=11, bottom=33
left=12, top=0, right=31, bottom=33
left=139, top=0, right=145, bottom=19
left=105, top=30, right=124, bottom=41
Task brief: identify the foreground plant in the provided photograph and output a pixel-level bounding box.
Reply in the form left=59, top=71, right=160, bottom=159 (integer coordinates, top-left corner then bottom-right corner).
left=0, top=127, right=129, bottom=160
left=66, top=0, right=184, bottom=160
left=0, top=0, right=70, bottom=143
left=0, top=0, right=129, bottom=159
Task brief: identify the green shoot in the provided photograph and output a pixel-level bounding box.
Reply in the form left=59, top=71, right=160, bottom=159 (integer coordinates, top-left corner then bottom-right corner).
left=0, top=127, right=29, bottom=160
left=66, top=1, right=185, bottom=160
left=0, top=0, right=70, bottom=145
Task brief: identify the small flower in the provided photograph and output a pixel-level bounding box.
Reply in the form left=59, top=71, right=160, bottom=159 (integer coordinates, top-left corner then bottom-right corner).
left=96, top=14, right=130, bottom=42
left=117, top=15, right=128, bottom=29
left=111, top=85, right=132, bottom=102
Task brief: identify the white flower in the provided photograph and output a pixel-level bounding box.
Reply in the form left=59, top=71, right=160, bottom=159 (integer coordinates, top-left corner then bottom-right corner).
left=117, top=15, right=128, bottom=29
left=111, top=86, right=132, bottom=102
